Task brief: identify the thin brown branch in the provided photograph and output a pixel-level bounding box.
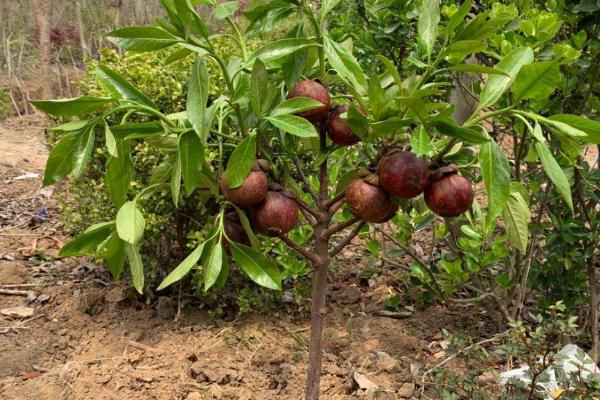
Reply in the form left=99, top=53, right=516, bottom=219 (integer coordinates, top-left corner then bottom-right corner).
left=294, top=197, right=319, bottom=224
left=294, top=157, right=319, bottom=203
left=328, top=222, right=365, bottom=258
left=329, top=198, right=346, bottom=215
left=323, top=216, right=360, bottom=238
left=277, top=234, right=319, bottom=265
left=324, top=190, right=345, bottom=209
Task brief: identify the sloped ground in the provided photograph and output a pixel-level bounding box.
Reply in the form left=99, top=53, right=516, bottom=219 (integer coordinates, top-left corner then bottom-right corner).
left=0, top=115, right=492, bottom=400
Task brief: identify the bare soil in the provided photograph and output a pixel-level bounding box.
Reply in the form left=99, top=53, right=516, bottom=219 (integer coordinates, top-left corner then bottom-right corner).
left=0, top=115, right=492, bottom=400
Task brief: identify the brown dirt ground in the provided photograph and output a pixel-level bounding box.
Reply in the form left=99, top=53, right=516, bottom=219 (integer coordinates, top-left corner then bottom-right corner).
left=0, top=115, right=500, bottom=400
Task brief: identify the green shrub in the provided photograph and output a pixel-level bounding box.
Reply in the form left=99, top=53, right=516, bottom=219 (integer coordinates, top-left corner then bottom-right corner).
left=0, top=89, right=14, bottom=121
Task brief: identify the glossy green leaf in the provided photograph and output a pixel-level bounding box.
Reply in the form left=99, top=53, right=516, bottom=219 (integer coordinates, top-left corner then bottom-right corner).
left=104, top=122, right=117, bottom=157
left=447, top=64, right=509, bottom=76
left=448, top=0, right=471, bottom=34
left=418, top=0, right=440, bottom=57
left=323, top=36, right=367, bottom=90
left=59, top=221, right=115, bottom=257
left=479, top=141, right=510, bottom=222
left=246, top=38, right=317, bottom=66
left=96, top=65, right=157, bottom=109
left=214, top=1, right=239, bottom=19
left=319, top=0, right=341, bottom=23
left=157, top=241, right=207, bottom=290
left=110, top=122, right=164, bottom=138
left=265, top=115, right=318, bottom=138
left=71, top=128, right=95, bottom=178
left=116, top=201, right=145, bottom=244
left=187, top=57, right=209, bottom=140
left=534, top=140, right=573, bottom=213
left=203, top=241, right=223, bottom=291
left=270, top=97, right=324, bottom=116
left=249, top=58, right=269, bottom=117
left=432, top=119, right=491, bottom=144
left=231, top=243, right=282, bottom=290
left=502, top=192, right=530, bottom=252
left=43, top=129, right=90, bottom=186
left=411, top=126, right=431, bottom=156
left=107, top=26, right=180, bottom=52
left=178, top=130, right=204, bottom=195
left=174, top=0, right=209, bottom=37
left=224, top=134, right=256, bottom=189
left=31, top=96, right=112, bottom=117
left=171, top=150, right=182, bottom=206
left=106, top=139, right=132, bottom=208
left=512, top=61, right=560, bottom=102
left=548, top=114, right=600, bottom=143
left=447, top=40, right=486, bottom=54
left=477, top=47, right=534, bottom=111
left=104, top=233, right=127, bottom=279
left=124, top=243, right=144, bottom=294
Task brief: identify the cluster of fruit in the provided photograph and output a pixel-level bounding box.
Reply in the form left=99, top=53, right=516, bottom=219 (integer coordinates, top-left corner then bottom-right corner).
left=219, top=79, right=475, bottom=239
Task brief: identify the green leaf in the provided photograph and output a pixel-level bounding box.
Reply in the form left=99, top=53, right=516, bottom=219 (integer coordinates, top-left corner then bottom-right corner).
left=447, top=40, right=486, bottom=54
left=116, top=201, right=145, bottom=244
left=448, top=0, right=471, bottom=34
left=59, top=221, right=115, bottom=257
left=249, top=58, right=269, bottom=117
left=110, top=121, right=164, bottom=138
left=319, top=0, right=341, bottom=23
left=43, top=130, right=91, bottom=186
left=31, top=96, right=112, bottom=117
left=548, top=114, right=600, bottom=144
left=447, top=64, right=509, bottom=76
left=532, top=114, right=587, bottom=138
left=231, top=243, right=282, bottom=290
left=214, top=1, right=239, bottom=19
left=171, top=150, right=182, bottom=206
left=479, top=141, right=510, bottom=222
left=124, top=243, right=144, bottom=294
left=224, top=134, right=257, bottom=189
left=203, top=241, right=223, bottom=291
left=411, top=126, right=431, bottom=156
left=270, top=97, right=324, bottom=116
left=71, top=128, right=95, bottom=178
left=246, top=38, right=317, bottom=66
left=477, top=47, right=534, bottom=111
left=233, top=206, right=260, bottom=250
left=265, top=114, right=318, bottom=138
left=104, top=233, right=126, bottom=279
left=178, top=130, right=204, bottom=196
left=96, top=65, right=157, bottom=109
left=431, top=119, right=491, bottom=144
left=187, top=57, right=209, bottom=140
left=502, top=192, right=530, bottom=252
left=157, top=241, right=207, bottom=290
left=534, top=140, right=573, bottom=213
left=104, top=122, right=118, bottom=157
left=512, top=61, right=560, bottom=102
left=323, top=36, right=367, bottom=91
left=174, top=0, right=209, bottom=37
left=106, top=26, right=180, bottom=52
left=377, top=55, right=402, bottom=86
left=106, top=139, right=132, bottom=208
left=418, top=0, right=440, bottom=58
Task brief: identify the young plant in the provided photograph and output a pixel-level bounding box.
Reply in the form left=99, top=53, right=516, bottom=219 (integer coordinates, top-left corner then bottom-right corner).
left=32, top=0, right=600, bottom=398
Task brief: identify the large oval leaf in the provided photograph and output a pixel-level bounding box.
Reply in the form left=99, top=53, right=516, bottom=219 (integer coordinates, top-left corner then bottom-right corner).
left=224, top=134, right=257, bottom=189
left=479, top=141, right=510, bottom=223
left=96, top=65, right=157, bottom=109
left=265, top=115, right=318, bottom=138
left=107, top=26, right=180, bottom=52
left=157, top=241, right=208, bottom=290
left=231, top=243, right=282, bottom=290
left=31, top=96, right=112, bottom=117
left=116, top=201, right=146, bottom=244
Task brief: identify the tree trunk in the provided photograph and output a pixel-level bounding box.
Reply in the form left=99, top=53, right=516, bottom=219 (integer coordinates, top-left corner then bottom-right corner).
left=32, top=0, right=51, bottom=98
left=75, top=1, right=89, bottom=59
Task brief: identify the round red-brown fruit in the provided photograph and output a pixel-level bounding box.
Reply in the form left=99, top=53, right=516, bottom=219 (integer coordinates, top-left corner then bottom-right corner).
left=220, top=170, right=268, bottom=208
left=287, top=80, right=330, bottom=123
left=326, top=105, right=360, bottom=146
left=424, top=172, right=474, bottom=217
left=345, top=175, right=396, bottom=223
left=224, top=213, right=251, bottom=247
left=251, top=191, right=299, bottom=236
left=378, top=151, right=429, bottom=199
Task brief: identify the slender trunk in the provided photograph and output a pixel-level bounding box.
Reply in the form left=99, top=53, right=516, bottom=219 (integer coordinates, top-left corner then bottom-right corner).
left=75, top=1, right=88, bottom=59
left=32, top=0, right=51, bottom=98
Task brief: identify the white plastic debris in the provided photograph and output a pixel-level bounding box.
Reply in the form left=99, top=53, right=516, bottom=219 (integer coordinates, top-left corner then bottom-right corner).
left=500, top=344, right=600, bottom=399
left=13, top=172, right=40, bottom=180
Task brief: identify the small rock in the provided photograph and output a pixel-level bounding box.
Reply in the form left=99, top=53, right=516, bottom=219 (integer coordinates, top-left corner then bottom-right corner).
left=26, top=292, right=38, bottom=302
left=186, top=393, right=202, bottom=400
left=397, top=382, right=415, bottom=398
left=282, top=290, right=295, bottom=303
left=37, top=294, right=51, bottom=303
left=376, top=352, right=398, bottom=372
left=138, top=372, right=155, bottom=383
left=1, top=307, right=34, bottom=318
left=105, top=286, right=126, bottom=304
left=337, top=285, right=361, bottom=305
left=0, top=261, right=26, bottom=285
left=323, top=363, right=344, bottom=377
left=353, top=371, right=379, bottom=395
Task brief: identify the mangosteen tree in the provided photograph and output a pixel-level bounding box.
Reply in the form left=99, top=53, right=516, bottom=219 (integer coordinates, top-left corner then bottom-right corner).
left=32, top=1, right=600, bottom=399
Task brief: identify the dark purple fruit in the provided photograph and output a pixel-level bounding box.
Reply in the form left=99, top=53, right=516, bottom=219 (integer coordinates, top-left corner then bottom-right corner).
left=345, top=175, right=396, bottom=223
left=287, top=80, right=330, bottom=123
left=220, top=169, right=268, bottom=208
left=326, top=105, right=361, bottom=146
left=424, top=170, right=474, bottom=217
left=224, top=213, right=251, bottom=247
left=378, top=150, right=429, bottom=199
left=251, top=191, right=299, bottom=236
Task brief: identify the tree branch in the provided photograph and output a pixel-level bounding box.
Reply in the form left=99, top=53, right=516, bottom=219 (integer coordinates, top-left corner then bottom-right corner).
left=324, top=190, right=345, bottom=209
left=329, top=221, right=365, bottom=258
left=294, top=197, right=319, bottom=224
left=294, top=157, right=319, bottom=203
left=277, top=234, right=319, bottom=265
left=329, top=198, right=346, bottom=215
left=323, top=216, right=360, bottom=238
